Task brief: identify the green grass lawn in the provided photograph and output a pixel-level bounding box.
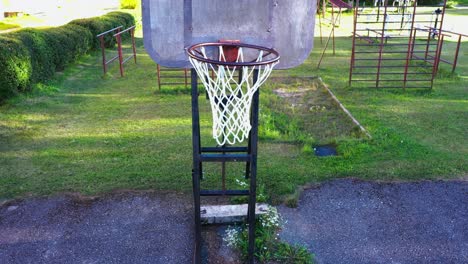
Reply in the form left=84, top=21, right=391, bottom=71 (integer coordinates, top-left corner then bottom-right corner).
left=0, top=21, right=20, bottom=31
left=0, top=10, right=466, bottom=202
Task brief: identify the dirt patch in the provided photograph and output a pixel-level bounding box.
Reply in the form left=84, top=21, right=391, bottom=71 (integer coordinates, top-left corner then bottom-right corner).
left=266, top=77, right=364, bottom=143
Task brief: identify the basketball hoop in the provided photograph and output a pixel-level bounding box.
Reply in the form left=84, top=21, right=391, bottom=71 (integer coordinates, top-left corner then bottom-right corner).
left=186, top=42, right=280, bottom=145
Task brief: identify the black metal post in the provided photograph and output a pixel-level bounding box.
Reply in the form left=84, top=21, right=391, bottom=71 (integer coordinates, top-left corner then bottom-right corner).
left=247, top=69, right=259, bottom=264
left=191, top=69, right=202, bottom=264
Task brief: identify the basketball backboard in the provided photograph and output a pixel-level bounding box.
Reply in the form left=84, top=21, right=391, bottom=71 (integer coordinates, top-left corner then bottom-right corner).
left=142, top=0, right=317, bottom=69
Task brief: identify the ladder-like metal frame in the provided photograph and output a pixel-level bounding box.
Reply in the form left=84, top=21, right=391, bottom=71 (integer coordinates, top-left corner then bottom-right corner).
left=191, top=69, right=259, bottom=264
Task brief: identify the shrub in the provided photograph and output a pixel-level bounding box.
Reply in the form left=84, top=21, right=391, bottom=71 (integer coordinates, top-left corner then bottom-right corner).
left=120, top=0, right=137, bottom=9
left=0, top=36, right=32, bottom=100
left=40, top=24, right=93, bottom=71
left=8, top=29, right=55, bottom=84
left=0, top=12, right=135, bottom=102
left=105, top=11, right=136, bottom=29
left=69, top=12, right=135, bottom=49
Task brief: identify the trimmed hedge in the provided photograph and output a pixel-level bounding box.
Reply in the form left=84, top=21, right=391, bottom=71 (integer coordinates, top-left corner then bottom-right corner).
left=69, top=12, right=135, bottom=49
left=0, top=36, right=32, bottom=98
left=0, top=12, right=134, bottom=102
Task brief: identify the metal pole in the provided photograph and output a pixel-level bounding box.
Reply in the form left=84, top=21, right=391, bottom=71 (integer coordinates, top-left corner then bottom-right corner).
left=431, top=0, right=447, bottom=88
left=100, top=36, right=107, bottom=75
left=436, top=34, right=445, bottom=73
left=403, top=2, right=418, bottom=89
left=191, top=69, right=202, bottom=264
left=247, top=69, right=259, bottom=264
left=332, top=5, right=336, bottom=55
left=376, top=7, right=388, bottom=88
left=131, top=28, right=137, bottom=64
left=349, top=0, right=359, bottom=86
left=116, top=34, right=124, bottom=77
left=157, top=64, right=161, bottom=91
left=452, top=34, right=462, bottom=73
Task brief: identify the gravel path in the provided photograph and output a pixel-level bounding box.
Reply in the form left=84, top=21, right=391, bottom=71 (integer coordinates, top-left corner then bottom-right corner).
left=278, top=179, right=468, bottom=264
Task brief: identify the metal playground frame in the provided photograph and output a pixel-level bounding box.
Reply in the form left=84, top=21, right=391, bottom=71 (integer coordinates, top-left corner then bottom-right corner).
left=349, top=0, right=449, bottom=89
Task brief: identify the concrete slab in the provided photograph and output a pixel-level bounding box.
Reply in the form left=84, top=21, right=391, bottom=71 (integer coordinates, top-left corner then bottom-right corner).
left=201, top=203, right=269, bottom=224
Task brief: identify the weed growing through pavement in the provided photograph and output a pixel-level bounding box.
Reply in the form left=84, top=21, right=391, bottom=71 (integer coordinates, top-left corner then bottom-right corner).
left=223, top=205, right=315, bottom=263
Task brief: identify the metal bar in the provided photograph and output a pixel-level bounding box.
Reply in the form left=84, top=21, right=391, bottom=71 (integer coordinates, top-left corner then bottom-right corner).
left=105, top=55, right=119, bottom=65
left=96, top=26, right=123, bottom=37
left=349, top=1, right=359, bottom=87
left=354, top=50, right=426, bottom=54
left=452, top=34, right=462, bottom=73
left=113, top=25, right=136, bottom=37
left=202, top=147, right=248, bottom=153
left=356, top=20, right=435, bottom=24
left=200, top=154, right=251, bottom=162
left=352, top=79, right=432, bottom=81
left=355, top=43, right=437, bottom=47
left=159, top=75, right=188, bottom=78
left=116, top=34, right=124, bottom=77
left=247, top=69, right=259, bottom=264
left=353, top=72, right=432, bottom=75
left=332, top=5, right=336, bottom=55
left=353, top=65, right=432, bottom=68
left=354, top=58, right=420, bottom=61
left=200, top=190, right=250, bottom=196
left=157, top=64, right=161, bottom=90
left=190, top=69, right=202, bottom=264
left=376, top=6, right=389, bottom=88
left=431, top=0, right=447, bottom=88
left=100, top=36, right=107, bottom=75
left=436, top=34, right=445, bottom=73
left=405, top=3, right=418, bottom=89
left=122, top=55, right=133, bottom=64
left=436, top=29, right=468, bottom=37
left=131, top=28, right=137, bottom=64
left=160, top=82, right=190, bottom=85
left=367, top=86, right=432, bottom=89
left=318, top=3, right=342, bottom=69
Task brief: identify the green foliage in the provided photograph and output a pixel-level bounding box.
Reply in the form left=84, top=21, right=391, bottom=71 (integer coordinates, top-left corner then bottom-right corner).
left=120, top=0, right=138, bottom=9
left=9, top=29, right=55, bottom=83
left=0, top=12, right=134, bottom=102
left=0, top=36, right=31, bottom=100
left=274, top=242, right=315, bottom=264
left=69, top=12, right=135, bottom=49
left=230, top=207, right=315, bottom=263
left=41, top=24, right=93, bottom=71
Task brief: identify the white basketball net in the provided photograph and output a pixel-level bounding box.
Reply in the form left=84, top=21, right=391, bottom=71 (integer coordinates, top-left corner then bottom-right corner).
left=189, top=46, right=278, bottom=146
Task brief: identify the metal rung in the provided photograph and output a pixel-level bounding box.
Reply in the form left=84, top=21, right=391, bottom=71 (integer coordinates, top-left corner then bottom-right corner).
left=200, top=153, right=251, bottom=162
left=122, top=56, right=134, bottom=64
left=353, top=65, right=432, bottom=68
left=160, top=82, right=188, bottom=85
left=105, top=55, right=119, bottom=65
left=353, top=72, right=432, bottom=75
left=354, top=51, right=426, bottom=54
left=159, top=68, right=188, bottom=71
left=201, top=147, right=248, bottom=153
left=200, top=190, right=249, bottom=196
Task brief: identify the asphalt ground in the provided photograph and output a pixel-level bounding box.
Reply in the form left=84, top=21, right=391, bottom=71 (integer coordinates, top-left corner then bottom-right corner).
left=278, top=179, right=468, bottom=264
left=0, top=191, right=241, bottom=264
left=1, top=179, right=467, bottom=263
